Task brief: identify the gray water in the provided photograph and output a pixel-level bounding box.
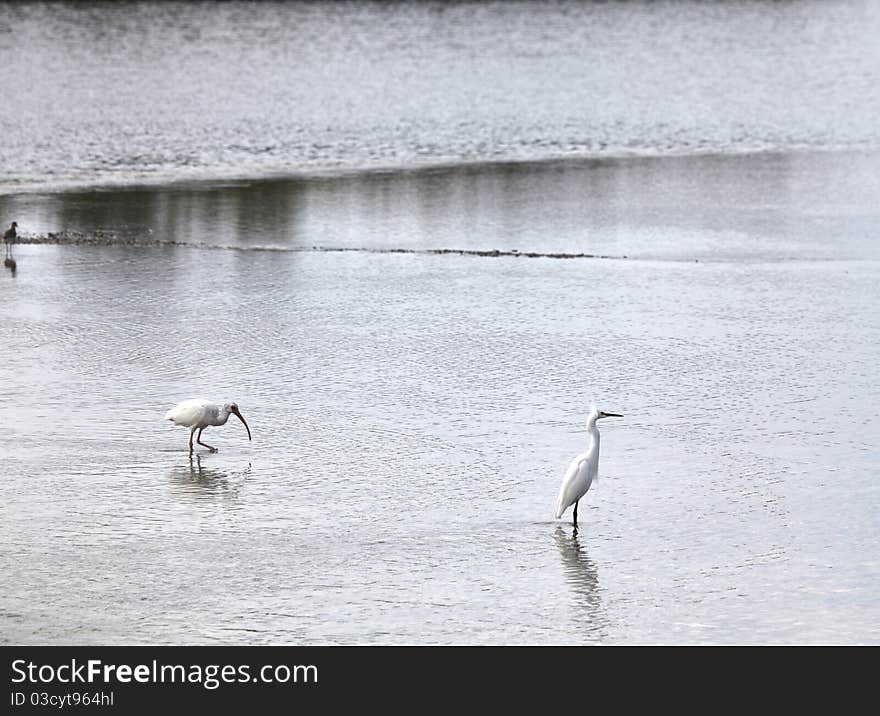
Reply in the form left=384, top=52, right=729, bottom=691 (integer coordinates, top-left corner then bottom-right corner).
left=2, top=1, right=880, bottom=190
left=1, top=1, right=879, bottom=645
left=1, top=150, right=878, bottom=644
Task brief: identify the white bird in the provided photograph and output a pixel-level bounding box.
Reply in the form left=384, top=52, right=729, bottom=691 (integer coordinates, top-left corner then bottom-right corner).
left=164, top=399, right=252, bottom=454
left=555, top=406, right=623, bottom=525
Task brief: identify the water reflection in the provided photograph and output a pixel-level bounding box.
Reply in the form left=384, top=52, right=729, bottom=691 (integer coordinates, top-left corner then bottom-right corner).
left=167, top=454, right=250, bottom=501
left=6, top=150, right=867, bottom=262
left=554, top=526, right=605, bottom=638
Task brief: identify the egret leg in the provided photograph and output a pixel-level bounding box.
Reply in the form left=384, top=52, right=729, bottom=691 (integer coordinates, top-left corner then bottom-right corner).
left=573, top=500, right=578, bottom=526
left=188, top=428, right=195, bottom=454
left=196, top=428, right=217, bottom=452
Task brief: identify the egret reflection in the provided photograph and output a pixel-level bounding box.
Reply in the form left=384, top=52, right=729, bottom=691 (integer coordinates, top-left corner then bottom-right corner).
left=554, top=526, right=604, bottom=636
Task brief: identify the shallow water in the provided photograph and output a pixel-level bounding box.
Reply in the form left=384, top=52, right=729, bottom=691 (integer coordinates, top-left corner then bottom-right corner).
left=1, top=151, right=878, bottom=644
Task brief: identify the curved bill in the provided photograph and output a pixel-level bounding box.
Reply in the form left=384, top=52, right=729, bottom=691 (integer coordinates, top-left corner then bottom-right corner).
left=230, top=406, right=252, bottom=441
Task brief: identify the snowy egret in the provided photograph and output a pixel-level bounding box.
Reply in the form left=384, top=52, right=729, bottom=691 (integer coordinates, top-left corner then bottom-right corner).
left=555, top=406, right=622, bottom=525
left=164, top=399, right=252, bottom=453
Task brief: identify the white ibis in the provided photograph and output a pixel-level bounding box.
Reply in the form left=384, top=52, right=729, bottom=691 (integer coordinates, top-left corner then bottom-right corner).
left=164, top=399, right=252, bottom=453
left=555, top=406, right=623, bottom=526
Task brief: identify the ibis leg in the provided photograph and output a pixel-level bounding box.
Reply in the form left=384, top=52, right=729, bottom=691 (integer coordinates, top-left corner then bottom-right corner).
left=573, top=500, right=578, bottom=526
left=196, top=428, right=217, bottom=452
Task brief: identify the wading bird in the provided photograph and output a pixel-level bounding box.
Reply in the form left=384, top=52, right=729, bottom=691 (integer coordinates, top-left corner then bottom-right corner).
left=4, top=221, right=17, bottom=259
left=555, top=406, right=623, bottom=526
left=164, top=399, right=252, bottom=453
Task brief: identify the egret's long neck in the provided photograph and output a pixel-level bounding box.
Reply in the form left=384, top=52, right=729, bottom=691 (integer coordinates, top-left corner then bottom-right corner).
left=586, top=418, right=600, bottom=443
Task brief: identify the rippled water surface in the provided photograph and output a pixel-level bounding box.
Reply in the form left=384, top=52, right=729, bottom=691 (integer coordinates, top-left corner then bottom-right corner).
left=1, top=152, right=878, bottom=644
left=2, top=1, right=880, bottom=190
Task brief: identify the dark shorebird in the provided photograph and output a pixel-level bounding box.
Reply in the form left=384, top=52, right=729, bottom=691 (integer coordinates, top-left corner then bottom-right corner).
left=3, top=220, right=16, bottom=243
left=3, top=222, right=16, bottom=273
left=4, top=222, right=18, bottom=273
left=4, top=221, right=17, bottom=258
